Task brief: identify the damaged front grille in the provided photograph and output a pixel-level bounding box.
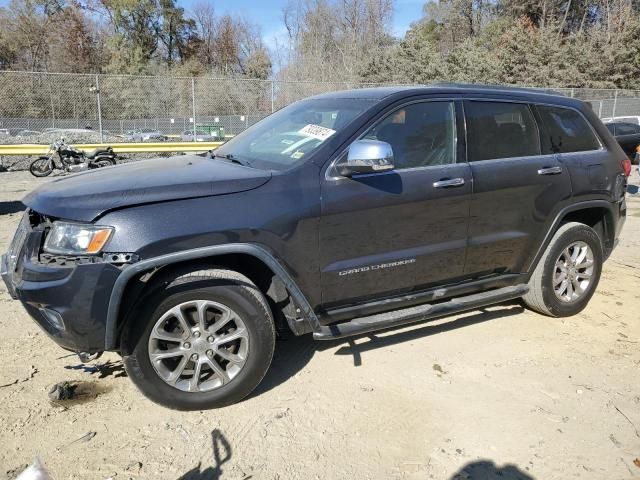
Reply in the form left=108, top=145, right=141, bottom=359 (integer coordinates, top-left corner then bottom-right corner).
left=7, top=211, right=31, bottom=273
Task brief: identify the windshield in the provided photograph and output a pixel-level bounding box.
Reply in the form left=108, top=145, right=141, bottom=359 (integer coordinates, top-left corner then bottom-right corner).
left=214, top=98, right=376, bottom=170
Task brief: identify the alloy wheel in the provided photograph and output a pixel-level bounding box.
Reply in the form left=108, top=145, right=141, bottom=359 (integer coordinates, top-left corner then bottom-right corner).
left=553, top=241, right=594, bottom=303
left=148, top=300, right=249, bottom=392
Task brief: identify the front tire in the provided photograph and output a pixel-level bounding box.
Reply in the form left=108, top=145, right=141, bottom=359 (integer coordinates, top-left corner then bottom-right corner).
left=523, top=222, right=603, bottom=317
left=122, top=269, right=275, bottom=410
left=29, top=157, right=53, bottom=177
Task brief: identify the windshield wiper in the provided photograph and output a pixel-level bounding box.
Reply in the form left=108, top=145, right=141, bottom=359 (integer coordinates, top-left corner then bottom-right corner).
left=209, top=152, right=251, bottom=167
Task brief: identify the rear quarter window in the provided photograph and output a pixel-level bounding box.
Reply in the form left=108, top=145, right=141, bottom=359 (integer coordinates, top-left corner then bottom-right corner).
left=536, top=105, right=601, bottom=154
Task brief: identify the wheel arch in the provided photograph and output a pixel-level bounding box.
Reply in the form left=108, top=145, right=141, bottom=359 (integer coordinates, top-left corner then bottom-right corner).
left=105, top=244, right=320, bottom=350
left=526, top=200, right=615, bottom=280
left=560, top=206, right=614, bottom=254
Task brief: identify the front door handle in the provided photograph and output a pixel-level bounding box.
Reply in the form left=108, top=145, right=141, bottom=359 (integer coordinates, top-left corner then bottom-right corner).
left=537, top=166, right=563, bottom=175
left=433, top=178, right=465, bottom=188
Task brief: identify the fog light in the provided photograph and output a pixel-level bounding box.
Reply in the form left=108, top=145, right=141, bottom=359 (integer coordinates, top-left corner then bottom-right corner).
left=39, top=308, right=66, bottom=331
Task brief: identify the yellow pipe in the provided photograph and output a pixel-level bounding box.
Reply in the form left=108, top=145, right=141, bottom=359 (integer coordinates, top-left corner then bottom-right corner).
left=0, top=142, right=225, bottom=156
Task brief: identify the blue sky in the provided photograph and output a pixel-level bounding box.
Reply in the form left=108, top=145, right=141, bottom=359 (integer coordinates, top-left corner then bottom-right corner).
left=0, top=0, right=426, bottom=40
left=0, top=0, right=426, bottom=45
left=180, top=0, right=426, bottom=42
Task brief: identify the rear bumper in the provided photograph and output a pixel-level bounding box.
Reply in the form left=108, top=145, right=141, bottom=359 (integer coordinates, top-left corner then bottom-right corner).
left=2, top=228, right=121, bottom=353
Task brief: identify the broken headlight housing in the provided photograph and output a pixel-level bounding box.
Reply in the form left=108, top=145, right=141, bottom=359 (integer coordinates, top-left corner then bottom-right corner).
left=43, top=222, right=114, bottom=255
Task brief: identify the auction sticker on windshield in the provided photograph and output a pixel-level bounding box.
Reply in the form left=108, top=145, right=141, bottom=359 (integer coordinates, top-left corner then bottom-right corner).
left=298, top=124, right=336, bottom=141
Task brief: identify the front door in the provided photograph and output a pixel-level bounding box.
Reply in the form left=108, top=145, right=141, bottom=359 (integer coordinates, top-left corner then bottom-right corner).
left=319, top=100, right=472, bottom=307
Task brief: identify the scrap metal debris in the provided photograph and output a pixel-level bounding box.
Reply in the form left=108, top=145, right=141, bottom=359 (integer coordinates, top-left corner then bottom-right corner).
left=48, top=381, right=77, bottom=401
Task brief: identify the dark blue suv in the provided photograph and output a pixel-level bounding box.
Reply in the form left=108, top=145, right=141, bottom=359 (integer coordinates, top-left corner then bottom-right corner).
left=1, top=85, right=628, bottom=409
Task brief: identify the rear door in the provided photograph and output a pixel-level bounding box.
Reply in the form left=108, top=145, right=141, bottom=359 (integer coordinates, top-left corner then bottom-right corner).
left=319, top=99, right=472, bottom=307
left=535, top=104, right=612, bottom=203
left=463, top=100, right=573, bottom=277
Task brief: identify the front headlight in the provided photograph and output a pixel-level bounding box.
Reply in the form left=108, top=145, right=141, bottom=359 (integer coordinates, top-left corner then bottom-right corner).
left=43, top=222, right=114, bottom=255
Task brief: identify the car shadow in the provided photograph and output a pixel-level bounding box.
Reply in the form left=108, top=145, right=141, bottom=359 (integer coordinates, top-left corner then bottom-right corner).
left=449, top=460, right=535, bottom=479
left=0, top=200, right=25, bottom=216
left=63, top=359, right=127, bottom=379
left=57, top=302, right=525, bottom=403
left=177, top=429, right=233, bottom=480
left=250, top=302, right=524, bottom=399
left=173, top=433, right=533, bottom=479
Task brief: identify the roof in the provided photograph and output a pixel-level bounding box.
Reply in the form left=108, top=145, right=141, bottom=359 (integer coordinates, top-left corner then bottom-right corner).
left=309, top=83, right=572, bottom=104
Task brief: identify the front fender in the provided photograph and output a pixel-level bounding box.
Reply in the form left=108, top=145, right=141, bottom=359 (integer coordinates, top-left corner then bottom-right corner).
left=104, top=243, right=320, bottom=349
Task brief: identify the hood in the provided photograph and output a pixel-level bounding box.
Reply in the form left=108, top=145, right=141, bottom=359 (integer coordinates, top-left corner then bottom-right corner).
left=23, top=155, right=272, bottom=222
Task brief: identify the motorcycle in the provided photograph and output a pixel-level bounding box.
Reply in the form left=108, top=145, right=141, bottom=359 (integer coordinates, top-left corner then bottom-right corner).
left=29, top=138, right=118, bottom=177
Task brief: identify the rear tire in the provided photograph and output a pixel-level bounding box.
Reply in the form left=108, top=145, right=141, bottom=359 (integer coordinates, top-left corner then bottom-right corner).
left=29, top=157, right=53, bottom=177
left=122, top=268, right=275, bottom=410
left=89, top=157, right=116, bottom=169
left=523, top=222, right=603, bottom=317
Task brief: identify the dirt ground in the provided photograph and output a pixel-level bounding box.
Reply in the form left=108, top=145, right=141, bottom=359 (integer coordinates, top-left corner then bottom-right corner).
left=0, top=170, right=639, bottom=480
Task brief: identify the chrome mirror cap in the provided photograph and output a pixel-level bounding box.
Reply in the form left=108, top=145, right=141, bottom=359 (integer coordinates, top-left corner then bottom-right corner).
left=340, top=139, right=395, bottom=177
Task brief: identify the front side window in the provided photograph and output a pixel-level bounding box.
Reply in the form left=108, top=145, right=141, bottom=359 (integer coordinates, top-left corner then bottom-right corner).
left=465, top=101, right=540, bottom=161
left=362, top=101, right=456, bottom=169
left=537, top=105, right=600, bottom=153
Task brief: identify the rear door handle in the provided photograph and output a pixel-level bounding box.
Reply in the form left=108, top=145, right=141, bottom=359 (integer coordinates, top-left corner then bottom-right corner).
left=537, top=166, right=563, bottom=175
left=433, top=178, right=465, bottom=188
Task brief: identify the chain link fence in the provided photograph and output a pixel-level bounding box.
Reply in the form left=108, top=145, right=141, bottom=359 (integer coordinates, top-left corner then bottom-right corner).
left=554, top=87, right=640, bottom=120
left=0, top=71, right=639, bottom=141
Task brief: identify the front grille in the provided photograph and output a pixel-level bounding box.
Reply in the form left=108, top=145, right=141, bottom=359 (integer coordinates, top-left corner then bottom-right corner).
left=7, top=211, right=30, bottom=273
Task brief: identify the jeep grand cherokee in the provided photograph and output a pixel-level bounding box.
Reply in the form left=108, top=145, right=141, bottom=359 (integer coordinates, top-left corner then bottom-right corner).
left=1, top=85, right=628, bottom=410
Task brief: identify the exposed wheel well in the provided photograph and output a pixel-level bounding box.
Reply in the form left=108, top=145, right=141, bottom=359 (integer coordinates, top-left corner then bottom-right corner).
left=116, top=254, right=298, bottom=348
left=560, top=206, right=614, bottom=257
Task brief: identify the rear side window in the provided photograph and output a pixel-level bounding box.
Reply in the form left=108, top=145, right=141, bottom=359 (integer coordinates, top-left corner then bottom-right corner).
left=465, top=101, right=540, bottom=161
left=615, top=123, right=640, bottom=135
left=536, top=105, right=600, bottom=153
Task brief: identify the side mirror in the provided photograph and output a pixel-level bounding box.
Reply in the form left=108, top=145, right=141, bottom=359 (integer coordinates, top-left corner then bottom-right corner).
left=339, top=139, right=395, bottom=177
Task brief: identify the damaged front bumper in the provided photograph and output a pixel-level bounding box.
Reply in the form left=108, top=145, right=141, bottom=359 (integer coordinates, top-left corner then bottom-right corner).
left=1, top=214, right=122, bottom=353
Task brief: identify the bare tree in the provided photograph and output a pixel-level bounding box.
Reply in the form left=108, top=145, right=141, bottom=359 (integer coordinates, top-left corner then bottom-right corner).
left=280, top=0, right=394, bottom=81
left=192, top=1, right=216, bottom=67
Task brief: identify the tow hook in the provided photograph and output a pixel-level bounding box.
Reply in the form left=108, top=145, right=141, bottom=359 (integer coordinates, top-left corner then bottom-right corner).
left=77, top=351, right=103, bottom=363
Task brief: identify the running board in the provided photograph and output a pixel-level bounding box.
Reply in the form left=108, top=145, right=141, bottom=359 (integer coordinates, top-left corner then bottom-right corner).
left=313, top=284, right=529, bottom=340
